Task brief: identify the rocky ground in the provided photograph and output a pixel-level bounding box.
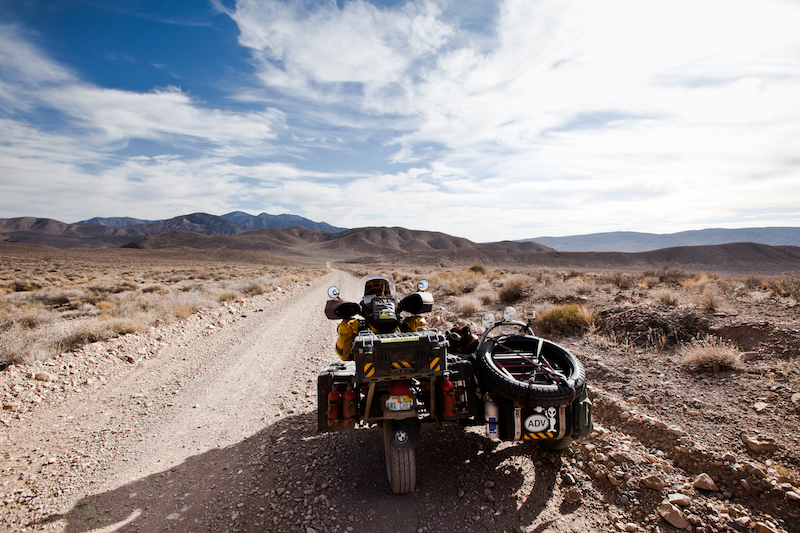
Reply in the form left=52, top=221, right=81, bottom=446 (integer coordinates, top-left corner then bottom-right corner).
left=1, top=268, right=798, bottom=532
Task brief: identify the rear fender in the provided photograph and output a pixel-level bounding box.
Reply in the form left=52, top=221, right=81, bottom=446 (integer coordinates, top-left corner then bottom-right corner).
left=384, top=418, right=420, bottom=449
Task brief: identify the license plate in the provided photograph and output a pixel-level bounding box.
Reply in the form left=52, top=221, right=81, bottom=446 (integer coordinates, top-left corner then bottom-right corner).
left=386, top=395, right=414, bottom=411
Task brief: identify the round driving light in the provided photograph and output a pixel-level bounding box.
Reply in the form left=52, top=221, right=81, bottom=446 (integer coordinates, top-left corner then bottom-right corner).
left=481, top=313, right=495, bottom=328
left=503, top=307, right=516, bottom=321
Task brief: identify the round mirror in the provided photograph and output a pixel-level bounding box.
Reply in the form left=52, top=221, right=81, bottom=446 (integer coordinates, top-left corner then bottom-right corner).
left=327, top=286, right=340, bottom=298
left=503, top=306, right=517, bottom=321
left=417, top=279, right=429, bottom=292
left=481, top=313, right=495, bottom=329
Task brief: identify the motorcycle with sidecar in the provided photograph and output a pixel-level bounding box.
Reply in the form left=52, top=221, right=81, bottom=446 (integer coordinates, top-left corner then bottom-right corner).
left=317, top=275, right=592, bottom=494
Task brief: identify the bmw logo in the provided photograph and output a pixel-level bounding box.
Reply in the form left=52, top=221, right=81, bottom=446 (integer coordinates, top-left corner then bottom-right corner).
left=394, top=430, right=408, bottom=444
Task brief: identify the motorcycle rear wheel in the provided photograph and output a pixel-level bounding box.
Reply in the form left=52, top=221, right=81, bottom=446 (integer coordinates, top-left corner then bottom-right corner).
left=383, top=423, right=416, bottom=494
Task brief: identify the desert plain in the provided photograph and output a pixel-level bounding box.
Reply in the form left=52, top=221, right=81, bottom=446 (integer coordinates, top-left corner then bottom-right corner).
left=0, top=241, right=798, bottom=533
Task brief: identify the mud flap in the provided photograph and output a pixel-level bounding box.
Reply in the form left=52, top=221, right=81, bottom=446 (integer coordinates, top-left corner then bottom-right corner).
left=384, top=418, right=420, bottom=449
left=572, top=387, right=593, bottom=438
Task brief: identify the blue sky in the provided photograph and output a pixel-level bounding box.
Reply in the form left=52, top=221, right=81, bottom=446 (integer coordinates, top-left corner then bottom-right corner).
left=1, top=0, right=800, bottom=242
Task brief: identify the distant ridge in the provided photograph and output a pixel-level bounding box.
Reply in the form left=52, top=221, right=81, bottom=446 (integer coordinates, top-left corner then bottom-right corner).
left=523, top=227, right=800, bottom=252
left=220, top=211, right=345, bottom=233
left=121, top=226, right=554, bottom=259
left=1, top=212, right=345, bottom=248
left=75, top=216, right=162, bottom=227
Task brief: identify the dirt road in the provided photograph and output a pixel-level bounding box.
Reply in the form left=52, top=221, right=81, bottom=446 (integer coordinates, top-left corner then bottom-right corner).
left=1, top=268, right=796, bottom=533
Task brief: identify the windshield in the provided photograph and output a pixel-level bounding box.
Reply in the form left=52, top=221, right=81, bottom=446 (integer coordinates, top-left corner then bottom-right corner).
left=358, top=273, right=396, bottom=297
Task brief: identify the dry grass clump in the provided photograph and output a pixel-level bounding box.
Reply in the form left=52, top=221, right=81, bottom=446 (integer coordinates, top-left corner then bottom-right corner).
left=679, top=336, right=740, bottom=372
left=429, top=268, right=485, bottom=296
left=598, top=271, right=636, bottom=290
left=456, top=294, right=482, bottom=316
left=537, top=304, right=596, bottom=336
left=641, top=267, right=689, bottom=287
left=762, top=277, right=800, bottom=300
left=499, top=275, right=531, bottom=304
left=651, top=288, right=680, bottom=307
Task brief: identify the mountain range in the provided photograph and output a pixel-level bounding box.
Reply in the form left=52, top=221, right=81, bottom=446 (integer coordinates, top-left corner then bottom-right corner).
left=523, top=227, right=800, bottom=252
left=0, top=212, right=345, bottom=249
left=2, top=213, right=800, bottom=274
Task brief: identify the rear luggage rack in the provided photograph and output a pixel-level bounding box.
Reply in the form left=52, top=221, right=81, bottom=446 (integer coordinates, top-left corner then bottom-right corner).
left=353, top=330, right=448, bottom=382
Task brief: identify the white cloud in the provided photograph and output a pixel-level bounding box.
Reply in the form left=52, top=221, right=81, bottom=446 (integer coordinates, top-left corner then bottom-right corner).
left=2, top=1, right=800, bottom=241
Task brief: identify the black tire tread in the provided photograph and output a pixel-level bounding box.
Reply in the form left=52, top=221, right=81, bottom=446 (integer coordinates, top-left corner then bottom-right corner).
left=383, top=423, right=416, bottom=494
left=474, top=335, right=586, bottom=408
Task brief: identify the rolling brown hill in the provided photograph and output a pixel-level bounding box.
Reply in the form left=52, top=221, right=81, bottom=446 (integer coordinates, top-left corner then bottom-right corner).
left=4, top=217, right=800, bottom=274
left=121, top=226, right=553, bottom=259
left=119, top=227, right=800, bottom=275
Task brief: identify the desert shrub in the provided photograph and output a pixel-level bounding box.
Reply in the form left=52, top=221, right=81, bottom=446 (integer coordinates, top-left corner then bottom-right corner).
left=499, top=275, right=530, bottom=304
left=0, top=304, right=57, bottom=331
left=567, top=277, right=596, bottom=296
left=0, top=324, right=56, bottom=365
left=141, top=284, right=165, bottom=293
left=217, top=291, right=241, bottom=302
left=57, top=317, right=143, bottom=352
left=651, top=288, right=680, bottom=307
left=640, top=276, right=661, bottom=289
left=763, top=277, right=800, bottom=300
left=601, top=272, right=634, bottom=290
left=456, top=294, right=481, bottom=316
left=469, top=264, right=487, bottom=275
left=692, top=284, right=724, bottom=312
left=679, top=336, right=740, bottom=372
left=537, top=304, right=596, bottom=336
left=155, top=292, right=214, bottom=320
left=430, top=269, right=483, bottom=296
left=473, top=287, right=496, bottom=306
left=12, top=280, right=42, bottom=292
left=642, top=267, right=688, bottom=287
left=684, top=272, right=720, bottom=288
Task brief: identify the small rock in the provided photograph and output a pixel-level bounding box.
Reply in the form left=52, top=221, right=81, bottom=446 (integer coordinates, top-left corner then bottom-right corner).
left=642, top=475, right=667, bottom=491
left=742, top=435, right=779, bottom=453
left=659, top=501, right=690, bottom=529
left=786, top=491, right=800, bottom=501
left=34, top=372, right=55, bottom=382
left=753, top=523, right=780, bottom=533
left=668, top=493, right=692, bottom=506
left=693, top=473, right=719, bottom=492
left=563, top=488, right=582, bottom=504
left=166, top=513, right=180, bottom=520
left=739, top=351, right=759, bottom=362
left=752, top=401, right=770, bottom=412
left=667, top=425, right=687, bottom=437
left=791, top=392, right=800, bottom=405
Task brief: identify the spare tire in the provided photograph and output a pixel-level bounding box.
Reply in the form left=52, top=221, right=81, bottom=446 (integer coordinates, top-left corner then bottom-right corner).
left=474, top=335, right=585, bottom=408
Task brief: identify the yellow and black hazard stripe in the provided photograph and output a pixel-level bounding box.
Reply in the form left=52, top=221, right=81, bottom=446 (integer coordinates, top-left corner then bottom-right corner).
left=390, top=361, right=414, bottom=370
left=429, top=356, right=441, bottom=372
left=362, top=362, right=375, bottom=378
left=523, top=431, right=557, bottom=440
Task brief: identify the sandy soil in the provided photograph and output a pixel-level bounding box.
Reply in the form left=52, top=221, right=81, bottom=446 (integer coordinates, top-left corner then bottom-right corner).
left=1, top=267, right=798, bottom=533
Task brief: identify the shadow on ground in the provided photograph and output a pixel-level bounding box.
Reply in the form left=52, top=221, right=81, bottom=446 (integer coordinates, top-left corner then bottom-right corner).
left=36, top=412, right=570, bottom=533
